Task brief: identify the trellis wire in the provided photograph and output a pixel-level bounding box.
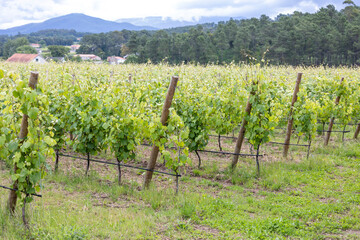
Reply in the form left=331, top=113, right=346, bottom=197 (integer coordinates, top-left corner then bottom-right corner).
left=0, top=185, right=42, bottom=198
left=58, top=153, right=181, bottom=177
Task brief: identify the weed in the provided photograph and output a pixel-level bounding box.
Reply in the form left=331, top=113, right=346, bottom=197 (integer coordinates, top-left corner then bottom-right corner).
left=180, top=201, right=196, bottom=219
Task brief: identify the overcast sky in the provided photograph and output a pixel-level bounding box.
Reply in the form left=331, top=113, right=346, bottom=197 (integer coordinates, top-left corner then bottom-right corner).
left=0, top=0, right=346, bottom=29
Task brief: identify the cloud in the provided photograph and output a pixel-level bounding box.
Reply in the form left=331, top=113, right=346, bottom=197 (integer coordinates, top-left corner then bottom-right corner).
left=0, top=0, right=346, bottom=29
left=175, top=0, right=344, bottom=19
left=0, top=0, right=63, bottom=28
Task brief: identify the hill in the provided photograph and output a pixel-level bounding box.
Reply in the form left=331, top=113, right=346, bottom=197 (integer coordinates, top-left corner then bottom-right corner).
left=0, top=13, right=157, bottom=36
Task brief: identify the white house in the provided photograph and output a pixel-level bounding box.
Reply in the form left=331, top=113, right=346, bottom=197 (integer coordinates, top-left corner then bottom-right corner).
left=74, top=54, right=101, bottom=61
left=107, top=56, right=126, bottom=64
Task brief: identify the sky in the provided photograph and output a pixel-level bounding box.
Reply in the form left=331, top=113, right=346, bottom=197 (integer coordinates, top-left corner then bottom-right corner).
left=0, top=0, right=346, bottom=29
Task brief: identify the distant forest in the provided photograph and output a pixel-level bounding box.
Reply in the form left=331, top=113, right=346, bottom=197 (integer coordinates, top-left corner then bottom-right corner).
left=1, top=3, right=360, bottom=66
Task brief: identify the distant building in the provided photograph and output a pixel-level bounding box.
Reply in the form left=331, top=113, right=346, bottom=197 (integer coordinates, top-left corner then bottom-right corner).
left=29, top=43, right=41, bottom=53
left=107, top=56, right=126, bottom=64
left=30, top=43, right=40, bottom=48
left=46, top=57, right=66, bottom=63
left=70, top=44, right=81, bottom=53
left=74, top=54, right=101, bottom=61
left=6, top=53, right=46, bottom=63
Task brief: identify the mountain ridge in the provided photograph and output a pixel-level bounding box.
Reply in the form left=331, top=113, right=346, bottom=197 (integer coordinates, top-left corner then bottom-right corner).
left=0, top=13, right=157, bottom=36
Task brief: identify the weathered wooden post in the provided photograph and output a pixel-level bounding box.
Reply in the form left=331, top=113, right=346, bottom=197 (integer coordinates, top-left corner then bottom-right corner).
left=231, top=81, right=256, bottom=170
left=143, top=76, right=179, bottom=189
left=324, top=78, right=344, bottom=146
left=8, top=72, right=39, bottom=214
left=283, top=73, right=302, bottom=158
left=354, top=122, right=360, bottom=139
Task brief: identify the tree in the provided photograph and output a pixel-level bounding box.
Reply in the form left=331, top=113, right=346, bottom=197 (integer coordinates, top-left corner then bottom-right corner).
left=3, top=37, right=29, bottom=58
left=16, top=45, right=37, bottom=54
left=47, top=45, right=70, bottom=57
left=144, top=30, right=171, bottom=63
left=39, top=40, right=46, bottom=47
left=343, top=0, right=356, bottom=6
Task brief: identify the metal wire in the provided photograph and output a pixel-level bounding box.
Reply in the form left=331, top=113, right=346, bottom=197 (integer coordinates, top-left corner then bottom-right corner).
left=0, top=185, right=42, bottom=197
left=209, top=134, right=310, bottom=147
left=267, top=141, right=310, bottom=147
left=141, top=143, right=261, bottom=157
left=316, top=130, right=350, bottom=133
left=58, top=153, right=181, bottom=177
left=196, top=149, right=263, bottom=157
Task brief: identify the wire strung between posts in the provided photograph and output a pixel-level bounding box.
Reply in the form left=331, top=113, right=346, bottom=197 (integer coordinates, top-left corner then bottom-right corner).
left=141, top=143, right=261, bottom=157
left=58, top=153, right=181, bottom=177
left=316, top=130, right=350, bottom=133
left=317, top=121, right=358, bottom=126
left=0, top=185, right=42, bottom=198
left=209, top=134, right=236, bottom=140
left=237, top=120, right=358, bottom=128
left=141, top=143, right=181, bottom=150
left=208, top=134, right=310, bottom=147
left=267, top=141, right=310, bottom=147
left=197, top=149, right=263, bottom=157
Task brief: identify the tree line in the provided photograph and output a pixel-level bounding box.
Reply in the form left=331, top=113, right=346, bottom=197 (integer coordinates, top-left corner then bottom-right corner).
left=77, top=3, right=360, bottom=66
left=1, top=3, right=359, bottom=66
left=0, top=29, right=85, bottom=59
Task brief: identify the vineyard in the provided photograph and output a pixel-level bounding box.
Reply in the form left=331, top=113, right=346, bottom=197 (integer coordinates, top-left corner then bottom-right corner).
left=1, top=62, right=360, bottom=239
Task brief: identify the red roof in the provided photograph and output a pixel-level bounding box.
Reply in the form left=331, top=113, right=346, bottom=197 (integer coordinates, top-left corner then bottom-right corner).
left=6, top=53, right=39, bottom=63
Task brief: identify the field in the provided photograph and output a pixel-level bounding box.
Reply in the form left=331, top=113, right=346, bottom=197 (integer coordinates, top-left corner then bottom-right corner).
left=0, top=62, right=360, bottom=239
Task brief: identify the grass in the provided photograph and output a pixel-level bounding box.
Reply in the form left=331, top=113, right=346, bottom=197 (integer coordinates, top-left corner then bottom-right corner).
left=1, top=135, right=360, bottom=239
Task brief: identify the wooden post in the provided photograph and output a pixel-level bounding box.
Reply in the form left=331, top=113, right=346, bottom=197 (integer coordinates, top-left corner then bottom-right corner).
left=143, top=76, right=179, bottom=189
left=354, top=122, right=360, bottom=139
left=128, top=74, right=132, bottom=84
left=231, top=81, right=256, bottom=170
left=283, top=73, right=302, bottom=158
left=8, top=72, right=39, bottom=214
left=324, top=78, right=344, bottom=146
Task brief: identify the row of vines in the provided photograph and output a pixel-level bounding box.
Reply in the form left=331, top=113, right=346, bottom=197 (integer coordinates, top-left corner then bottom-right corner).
left=0, top=62, right=360, bottom=218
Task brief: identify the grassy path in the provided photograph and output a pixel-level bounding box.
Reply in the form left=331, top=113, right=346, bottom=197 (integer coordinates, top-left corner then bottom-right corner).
left=1, top=139, right=360, bottom=239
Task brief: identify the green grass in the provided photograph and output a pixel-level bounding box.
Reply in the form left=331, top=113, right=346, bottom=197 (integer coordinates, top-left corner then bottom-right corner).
left=1, top=137, right=360, bottom=239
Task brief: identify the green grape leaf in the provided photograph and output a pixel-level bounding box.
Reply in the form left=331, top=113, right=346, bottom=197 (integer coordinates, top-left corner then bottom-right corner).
left=44, top=136, right=57, bottom=147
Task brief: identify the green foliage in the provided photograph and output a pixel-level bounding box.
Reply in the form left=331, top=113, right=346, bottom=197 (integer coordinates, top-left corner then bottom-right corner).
left=292, top=90, right=319, bottom=140
left=180, top=201, right=196, bottom=219
left=1, top=63, right=360, bottom=239
left=77, top=31, right=130, bottom=59
left=245, top=72, right=284, bottom=149
left=147, top=110, right=190, bottom=172
left=105, top=90, right=143, bottom=164
left=16, top=45, right=37, bottom=54
left=99, top=5, right=360, bottom=66
left=124, top=54, right=139, bottom=64
left=5, top=75, right=55, bottom=203
left=3, top=37, right=30, bottom=58
left=70, top=95, right=107, bottom=155
left=209, top=74, right=247, bottom=136
left=176, top=96, right=210, bottom=152
left=47, top=45, right=70, bottom=57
